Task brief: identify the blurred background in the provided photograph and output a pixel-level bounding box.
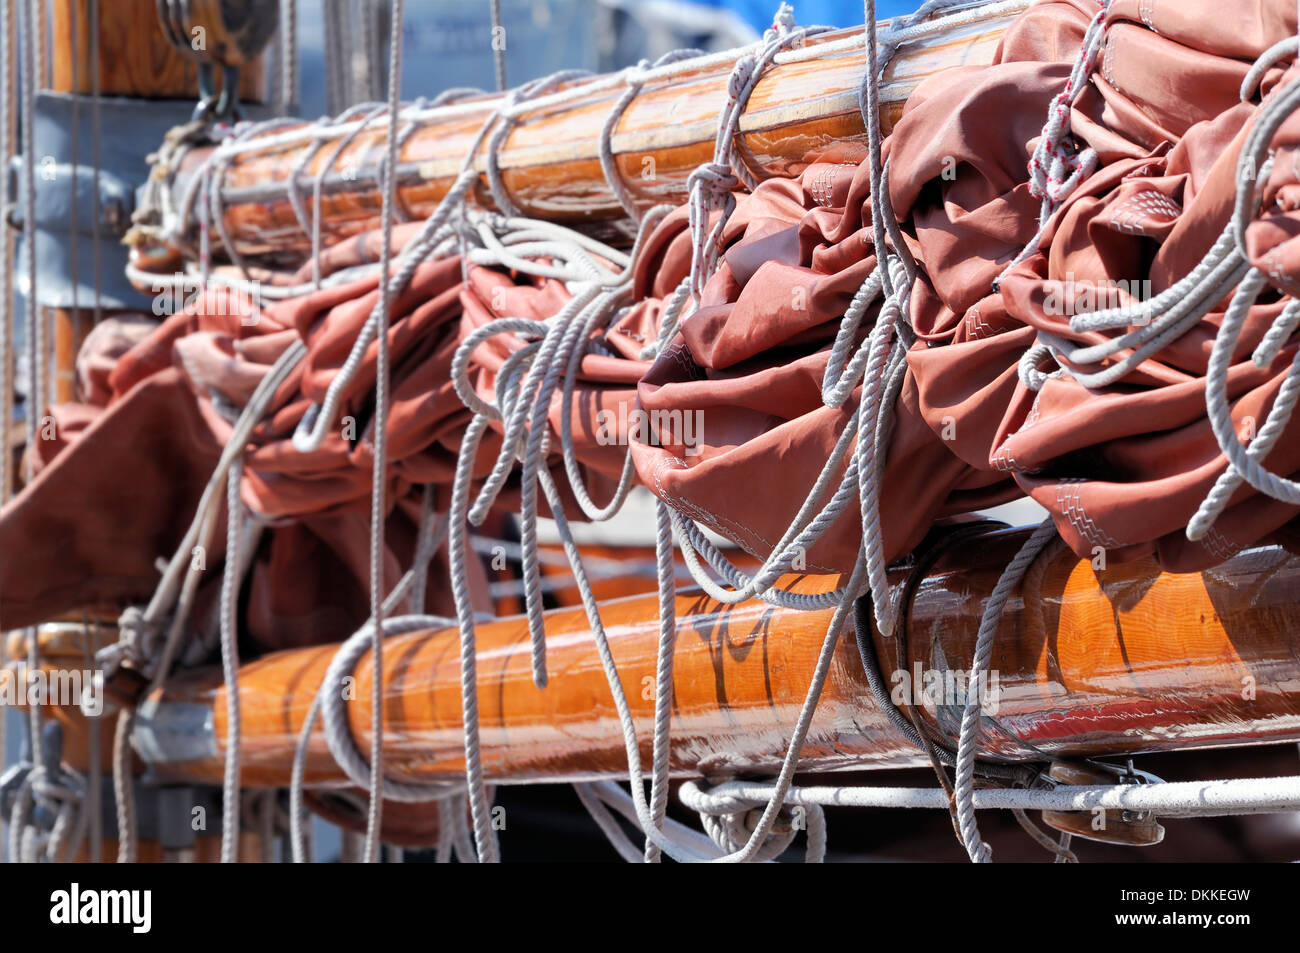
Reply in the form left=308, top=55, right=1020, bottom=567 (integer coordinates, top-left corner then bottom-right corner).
left=285, top=0, right=919, bottom=117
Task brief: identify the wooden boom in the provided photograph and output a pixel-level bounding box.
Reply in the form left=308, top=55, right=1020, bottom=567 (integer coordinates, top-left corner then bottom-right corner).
left=116, top=526, right=1300, bottom=788
left=140, top=7, right=1021, bottom=262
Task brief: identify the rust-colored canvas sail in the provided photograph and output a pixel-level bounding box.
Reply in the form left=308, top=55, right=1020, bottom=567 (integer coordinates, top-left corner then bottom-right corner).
left=8, top=0, right=1300, bottom=865
left=9, top=0, right=1300, bottom=660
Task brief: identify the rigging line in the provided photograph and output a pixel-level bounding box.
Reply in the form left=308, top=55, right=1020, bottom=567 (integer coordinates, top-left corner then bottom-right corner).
left=573, top=782, right=645, bottom=863
left=105, top=342, right=307, bottom=695
left=19, top=0, right=39, bottom=474
left=323, top=0, right=346, bottom=114
left=684, top=8, right=824, bottom=308
left=112, top=707, right=136, bottom=862
left=953, top=517, right=1058, bottom=863
left=707, top=555, right=869, bottom=862
left=107, top=338, right=302, bottom=863
left=863, top=0, right=891, bottom=297
left=543, top=439, right=868, bottom=861
left=0, top=0, right=16, bottom=862
left=363, top=0, right=407, bottom=864
left=288, top=496, right=452, bottom=863
left=219, top=459, right=246, bottom=863
left=310, top=105, right=389, bottom=289
left=490, top=0, right=507, bottom=92
left=643, top=499, right=677, bottom=862
left=360, top=0, right=380, bottom=103
left=172, top=1, right=1030, bottom=173
left=597, top=52, right=703, bottom=225
left=587, top=780, right=726, bottom=859
left=447, top=413, right=499, bottom=862
left=688, top=775, right=1300, bottom=816
left=82, top=616, right=102, bottom=862
left=0, top=0, right=13, bottom=510
left=89, top=0, right=101, bottom=324
left=281, top=0, right=298, bottom=112
left=34, top=0, right=44, bottom=86
left=18, top=0, right=47, bottom=821
left=67, top=7, right=78, bottom=372
left=529, top=462, right=712, bottom=862
left=317, top=617, right=463, bottom=800
left=664, top=421, right=857, bottom=610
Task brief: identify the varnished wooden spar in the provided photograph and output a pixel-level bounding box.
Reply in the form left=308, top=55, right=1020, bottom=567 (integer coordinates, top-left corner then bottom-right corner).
left=133, top=527, right=1300, bottom=787
left=145, top=7, right=1021, bottom=260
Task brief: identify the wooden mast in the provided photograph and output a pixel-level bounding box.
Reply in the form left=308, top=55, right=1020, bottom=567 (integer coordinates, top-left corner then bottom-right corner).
left=46, top=0, right=266, bottom=402
left=131, top=7, right=1021, bottom=264
left=96, top=526, right=1300, bottom=789
left=23, top=0, right=267, bottom=861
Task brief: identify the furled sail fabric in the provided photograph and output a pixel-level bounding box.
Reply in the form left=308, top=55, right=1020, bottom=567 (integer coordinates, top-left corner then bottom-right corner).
left=5, top=0, right=1300, bottom=656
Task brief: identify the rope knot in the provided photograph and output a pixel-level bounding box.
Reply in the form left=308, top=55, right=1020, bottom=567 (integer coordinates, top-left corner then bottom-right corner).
left=678, top=779, right=812, bottom=862
left=105, top=605, right=162, bottom=675
left=703, top=806, right=799, bottom=861
left=766, top=2, right=797, bottom=40
left=687, top=161, right=741, bottom=204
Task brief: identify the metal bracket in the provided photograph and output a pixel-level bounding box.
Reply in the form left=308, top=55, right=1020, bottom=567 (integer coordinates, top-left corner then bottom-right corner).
left=10, top=91, right=272, bottom=311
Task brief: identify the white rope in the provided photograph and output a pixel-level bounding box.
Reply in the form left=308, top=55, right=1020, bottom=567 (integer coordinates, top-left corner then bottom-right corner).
left=679, top=780, right=827, bottom=862
left=218, top=458, right=245, bottom=863
left=574, top=780, right=728, bottom=861
left=317, top=615, right=462, bottom=801
left=995, top=0, right=1110, bottom=288
left=357, top=0, right=408, bottom=864
left=101, top=0, right=1300, bottom=868
left=426, top=1, right=1013, bottom=864
left=16, top=2, right=52, bottom=856
left=19, top=0, right=42, bottom=464
left=643, top=499, right=677, bottom=862
left=0, top=0, right=14, bottom=515
left=97, top=341, right=304, bottom=864
left=0, top=0, right=16, bottom=861
left=100, top=341, right=306, bottom=684
left=281, top=0, right=298, bottom=111
left=685, top=774, right=1300, bottom=817
left=171, top=1, right=1029, bottom=170
left=994, top=25, right=1300, bottom=550
left=573, top=782, right=644, bottom=862
left=598, top=51, right=702, bottom=224
left=112, top=708, right=136, bottom=863
left=287, top=491, right=447, bottom=862
left=685, top=6, right=826, bottom=306
left=485, top=70, right=594, bottom=219
left=489, top=0, right=507, bottom=92
left=953, top=518, right=1057, bottom=862
left=7, top=760, right=87, bottom=863
left=446, top=413, right=499, bottom=861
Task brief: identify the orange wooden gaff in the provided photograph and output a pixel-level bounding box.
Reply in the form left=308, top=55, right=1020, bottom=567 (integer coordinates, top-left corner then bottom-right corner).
left=132, top=8, right=1021, bottom=263
left=127, top=526, right=1300, bottom=788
